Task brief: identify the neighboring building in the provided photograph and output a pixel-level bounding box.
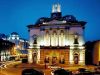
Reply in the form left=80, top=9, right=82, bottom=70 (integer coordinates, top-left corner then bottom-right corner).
left=0, top=33, right=8, bottom=40
left=93, top=41, right=100, bottom=65
left=0, top=32, right=29, bottom=61
left=0, top=39, right=15, bottom=61
left=8, top=32, right=20, bottom=46
left=85, top=41, right=95, bottom=65
left=8, top=32, right=29, bottom=60
left=27, top=3, right=86, bottom=65
left=8, top=32, right=29, bottom=50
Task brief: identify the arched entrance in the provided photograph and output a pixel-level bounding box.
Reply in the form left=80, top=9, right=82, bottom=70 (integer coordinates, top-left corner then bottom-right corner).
left=33, top=53, right=37, bottom=63
left=50, top=51, right=59, bottom=65
left=52, top=56, right=57, bottom=65
left=59, top=55, right=65, bottom=64
left=74, top=53, right=79, bottom=64
left=44, top=56, right=50, bottom=63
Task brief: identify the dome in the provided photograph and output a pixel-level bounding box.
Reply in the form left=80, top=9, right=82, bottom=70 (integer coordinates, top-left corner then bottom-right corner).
left=11, top=32, right=19, bottom=35
left=63, top=15, right=77, bottom=22
left=0, top=33, right=7, bottom=39
left=35, top=17, right=50, bottom=24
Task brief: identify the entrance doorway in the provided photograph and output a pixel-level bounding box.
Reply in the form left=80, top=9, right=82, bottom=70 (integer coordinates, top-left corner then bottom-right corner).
left=74, top=54, right=79, bottom=64
left=33, top=53, right=37, bottom=63
left=52, top=57, right=57, bottom=65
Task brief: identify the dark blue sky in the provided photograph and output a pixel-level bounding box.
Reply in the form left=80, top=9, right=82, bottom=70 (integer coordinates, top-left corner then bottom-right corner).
left=0, top=0, right=100, bottom=41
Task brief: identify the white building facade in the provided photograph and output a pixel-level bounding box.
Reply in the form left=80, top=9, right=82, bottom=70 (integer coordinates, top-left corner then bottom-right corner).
left=27, top=3, right=86, bottom=65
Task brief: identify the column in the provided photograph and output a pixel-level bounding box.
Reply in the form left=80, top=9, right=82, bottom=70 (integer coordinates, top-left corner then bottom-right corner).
left=28, top=49, right=33, bottom=63
left=57, top=29, right=59, bottom=46
left=79, top=49, right=85, bottom=65
left=37, top=49, right=40, bottom=63
left=50, top=31, right=51, bottom=46
left=65, top=28, right=69, bottom=46
left=69, top=49, right=74, bottom=65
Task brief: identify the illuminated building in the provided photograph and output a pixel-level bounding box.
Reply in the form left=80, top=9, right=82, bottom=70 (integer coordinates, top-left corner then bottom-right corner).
left=0, top=33, right=29, bottom=61
left=0, top=32, right=29, bottom=61
left=8, top=32, right=29, bottom=50
left=8, top=32, right=29, bottom=60
left=27, top=3, right=86, bottom=65
left=0, top=39, right=14, bottom=62
left=93, top=41, right=100, bottom=65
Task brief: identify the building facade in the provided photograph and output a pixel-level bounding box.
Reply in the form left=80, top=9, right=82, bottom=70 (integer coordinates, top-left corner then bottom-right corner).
left=0, top=32, right=29, bottom=61
left=0, top=39, right=15, bottom=62
left=27, top=3, right=86, bottom=65
left=8, top=32, right=29, bottom=60
left=93, top=41, right=100, bottom=65
left=8, top=32, right=29, bottom=50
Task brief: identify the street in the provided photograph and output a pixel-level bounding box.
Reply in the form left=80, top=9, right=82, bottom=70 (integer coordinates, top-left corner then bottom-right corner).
left=0, top=61, right=96, bottom=75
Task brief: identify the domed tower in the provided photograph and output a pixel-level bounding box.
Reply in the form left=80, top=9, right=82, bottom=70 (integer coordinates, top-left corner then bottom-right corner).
left=10, top=32, right=19, bottom=40
left=8, top=32, right=20, bottom=45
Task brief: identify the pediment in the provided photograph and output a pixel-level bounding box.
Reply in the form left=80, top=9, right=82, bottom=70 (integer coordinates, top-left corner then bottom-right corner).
left=43, top=20, right=66, bottom=25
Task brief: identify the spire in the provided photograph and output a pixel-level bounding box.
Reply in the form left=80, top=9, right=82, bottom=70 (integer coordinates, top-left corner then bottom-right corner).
left=52, top=3, right=61, bottom=13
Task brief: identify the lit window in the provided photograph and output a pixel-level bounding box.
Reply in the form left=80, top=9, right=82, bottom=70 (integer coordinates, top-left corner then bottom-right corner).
left=12, top=37, right=15, bottom=40
left=17, top=37, right=19, bottom=40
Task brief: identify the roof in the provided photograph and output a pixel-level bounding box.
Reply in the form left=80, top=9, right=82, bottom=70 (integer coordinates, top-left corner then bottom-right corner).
left=11, top=32, right=19, bottom=35
left=27, top=13, right=86, bottom=29
left=63, top=15, right=77, bottom=22
left=0, top=33, right=7, bottom=39
left=35, top=15, right=79, bottom=25
left=35, top=17, right=51, bottom=25
left=27, top=3, right=86, bottom=29
left=17, top=50, right=28, bottom=54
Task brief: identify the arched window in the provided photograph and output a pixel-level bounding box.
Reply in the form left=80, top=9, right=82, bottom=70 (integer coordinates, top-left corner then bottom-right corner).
left=45, top=31, right=50, bottom=46
left=53, top=31, right=57, bottom=46
left=51, top=30, right=58, bottom=46
left=74, top=33, right=79, bottom=44
left=59, top=30, right=65, bottom=46
left=32, top=34, right=38, bottom=44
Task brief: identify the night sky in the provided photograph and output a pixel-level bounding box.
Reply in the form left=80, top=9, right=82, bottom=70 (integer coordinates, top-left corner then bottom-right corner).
left=0, top=0, right=100, bottom=41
